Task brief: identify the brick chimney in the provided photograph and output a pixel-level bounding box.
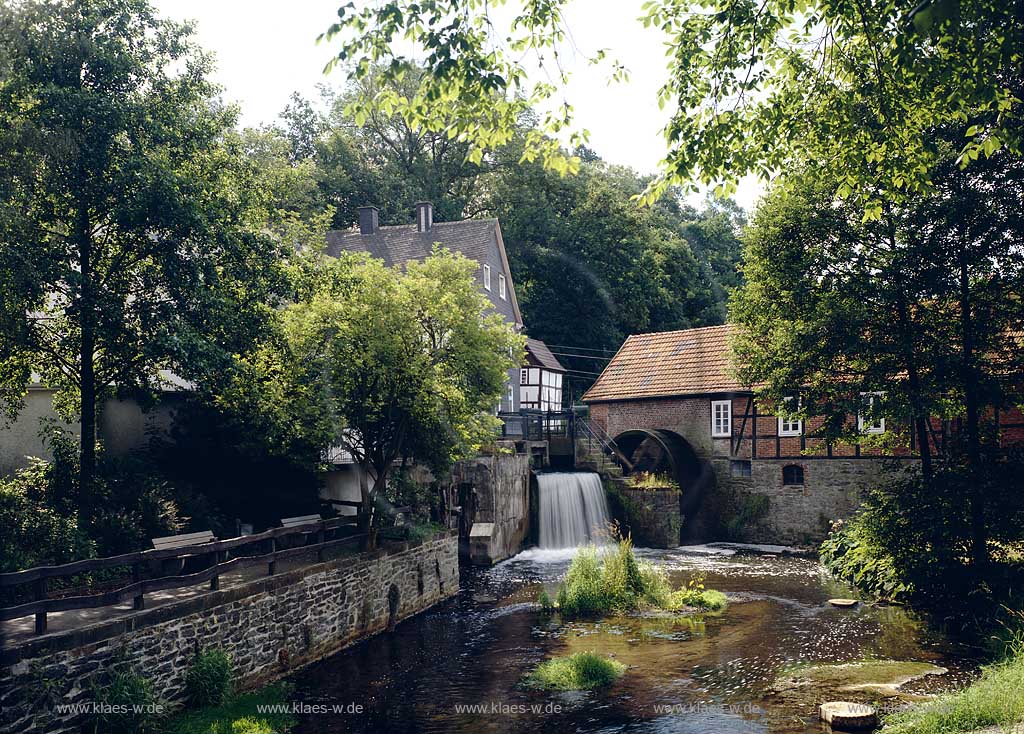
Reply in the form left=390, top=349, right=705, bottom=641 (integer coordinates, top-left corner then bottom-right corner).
left=415, top=201, right=433, bottom=233
left=358, top=206, right=379, bottom=235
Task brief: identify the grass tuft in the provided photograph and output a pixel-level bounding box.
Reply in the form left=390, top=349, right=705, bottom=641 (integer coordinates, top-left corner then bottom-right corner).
left=666, top=587, right=729, bottom=611
left=882, top=651, right=1024, bottom=734
left=166, top=684, right=295, bottom=734
left=551, top=534, right=727, bottom=618
left=523, top=652, right=626, bottom=690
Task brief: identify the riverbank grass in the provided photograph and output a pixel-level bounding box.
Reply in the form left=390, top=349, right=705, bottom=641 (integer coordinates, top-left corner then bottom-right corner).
left=548, top=535, right=727, bottom=617
left=881, top=651, right=1024, bottom=734
left=165, top=684, right=295, bottom=734
left=524, top=652, right=626, bottom=690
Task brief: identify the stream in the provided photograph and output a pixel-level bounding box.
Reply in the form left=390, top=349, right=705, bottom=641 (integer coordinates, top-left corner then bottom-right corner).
left=290, top=547, right=983, bottom=734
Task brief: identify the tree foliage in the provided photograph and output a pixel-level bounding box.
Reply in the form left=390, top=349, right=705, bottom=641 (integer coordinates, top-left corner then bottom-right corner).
left=731, top=137, right=1024, bottom=567
left=0, top=0, right=287, bottom=502
left=220, top=249, right=521, bottom=527
left=263, top=79, right=743, bottom=392
left=322, top=0, right=1023, bottom=212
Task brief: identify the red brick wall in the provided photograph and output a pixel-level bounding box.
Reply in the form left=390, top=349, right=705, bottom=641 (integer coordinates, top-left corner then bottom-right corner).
left=590, top=395, right=1024, bottom=461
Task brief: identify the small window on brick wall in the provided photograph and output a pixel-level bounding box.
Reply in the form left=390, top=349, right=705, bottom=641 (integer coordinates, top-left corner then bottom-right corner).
left=782, top=464, right=804, bottom=485
left=730, top=460, right=752, bottom=478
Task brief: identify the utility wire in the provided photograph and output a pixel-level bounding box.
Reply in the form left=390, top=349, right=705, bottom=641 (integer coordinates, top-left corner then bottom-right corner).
left=546, top=350, right=611, bottom=362
left=542, top=343, right=617, bottom=354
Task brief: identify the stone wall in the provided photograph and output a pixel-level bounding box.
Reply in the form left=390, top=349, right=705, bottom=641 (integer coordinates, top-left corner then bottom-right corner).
left=609, top=481, right=681, bottom=548
left=0, top=532, right=459, bottom=734
left=450, top=451, right=530, bottom=564
left=711, top=458, right=886, bottom=545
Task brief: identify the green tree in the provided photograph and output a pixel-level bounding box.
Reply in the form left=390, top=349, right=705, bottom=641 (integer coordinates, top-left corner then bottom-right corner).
left=730, top=146, right=1024, bottom=569
left=322, top=0, right=1022, bottom=211
left=225, top=249, right=521, bottom=530
left=0, top=0, right=287, bottom=505
left=482, top=144, right=729, bottom=386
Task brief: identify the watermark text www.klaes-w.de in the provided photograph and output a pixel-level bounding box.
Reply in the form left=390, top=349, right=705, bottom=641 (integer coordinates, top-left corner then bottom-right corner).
left=54, top=702, right=167, bottom=716
left=255, top=702, right=365, bottom=715
left=454, top=702, right=563, bottom=715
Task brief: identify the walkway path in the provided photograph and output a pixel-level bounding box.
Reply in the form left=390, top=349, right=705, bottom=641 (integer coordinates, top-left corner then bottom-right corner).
left=2, top=547, right=351, bottom=649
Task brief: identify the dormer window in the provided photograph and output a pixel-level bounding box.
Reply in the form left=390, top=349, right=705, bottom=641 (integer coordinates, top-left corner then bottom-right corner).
left=778, top=396, right=802, bottom=437
left=858, top=392, right=886, bottom=434
left=499, top=274, right=507, bottom=300
left=483, top=264, right=492, bottom=291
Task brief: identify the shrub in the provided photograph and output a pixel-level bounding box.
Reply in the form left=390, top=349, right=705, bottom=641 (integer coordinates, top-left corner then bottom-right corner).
left=821, top=452, right=1024, bottom=625
left=89, top=669, right=163, bottom=734
left=0, top=428, right=186, bottom=571
left=185, top=649, right=233, bottom=708
left=556, top=546, right=608, bottom=616
left=523, top=652, right=626, bottom=690
left=820, top=516, right=909, bottom=602
left=0, top=462, right=94, bottom=572
left=667, top=587, right=729, bottom=612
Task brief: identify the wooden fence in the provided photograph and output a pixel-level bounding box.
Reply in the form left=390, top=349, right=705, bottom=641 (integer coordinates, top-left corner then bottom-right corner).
left=0, top=517, right=367, bottom=636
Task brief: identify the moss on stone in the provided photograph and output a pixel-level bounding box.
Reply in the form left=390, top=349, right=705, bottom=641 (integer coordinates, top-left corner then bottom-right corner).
left=774, top=660, right=946, bottom=698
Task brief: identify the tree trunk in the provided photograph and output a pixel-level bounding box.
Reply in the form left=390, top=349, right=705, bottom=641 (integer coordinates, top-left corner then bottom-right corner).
left=958, top=246, right=988, bottom=571
left=76, top=201, right=96, bottom=516
left=893, top=288, right=933, bottom=483
left=886, top=220, right=934, bottom=485
left=357, top=463, right=372, bottom=534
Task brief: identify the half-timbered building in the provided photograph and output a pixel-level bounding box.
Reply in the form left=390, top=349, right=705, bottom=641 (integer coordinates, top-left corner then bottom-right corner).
left=582, top=324, right=1024, bottom=543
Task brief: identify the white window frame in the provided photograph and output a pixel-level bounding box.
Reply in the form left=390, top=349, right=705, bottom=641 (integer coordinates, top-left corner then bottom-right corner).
left=858, top=392, right=886, bottom=434
left=498, top=273, right=507, bottom=300
left=483, top=264, right=492, bottom=291
left=520, top=368, right=529, bottom=385
left=711, top=400, right=732, bottom=438
left=778, top=396, right=802, bottom=437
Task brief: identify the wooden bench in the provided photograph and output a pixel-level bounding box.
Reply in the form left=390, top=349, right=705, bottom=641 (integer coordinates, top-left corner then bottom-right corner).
left=152, top=530, right=216, bottom=551
left=150, top=531, right=217, bottom=578
left=280, top=514, right=322, bottom=528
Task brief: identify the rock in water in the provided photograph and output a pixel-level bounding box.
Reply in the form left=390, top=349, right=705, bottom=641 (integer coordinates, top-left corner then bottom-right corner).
left=819, top=701, right=878, bottom=729
left=829, top=598, right=859, bottom=608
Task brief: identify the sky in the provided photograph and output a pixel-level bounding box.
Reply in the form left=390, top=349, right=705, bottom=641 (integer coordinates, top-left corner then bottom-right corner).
left=153, top=0, right=764, bottom=211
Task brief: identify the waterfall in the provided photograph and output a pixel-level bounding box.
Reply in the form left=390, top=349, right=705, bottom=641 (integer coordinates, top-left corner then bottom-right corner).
left=536, top=472, right=611, bottom=549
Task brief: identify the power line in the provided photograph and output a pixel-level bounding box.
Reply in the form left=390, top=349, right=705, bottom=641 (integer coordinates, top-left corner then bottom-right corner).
left=546, top=350, right=611, bottom=362
left=562, top=368, right=605, bottom=377
left=542, top=343, right=617, bottom=354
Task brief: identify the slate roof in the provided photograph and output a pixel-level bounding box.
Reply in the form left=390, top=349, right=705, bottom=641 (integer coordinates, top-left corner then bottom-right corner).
left=583, top=324, right=749, bottom=402
left=325, top=219, right=523, bottom=327
left=525, top=338, right=565, bottom=372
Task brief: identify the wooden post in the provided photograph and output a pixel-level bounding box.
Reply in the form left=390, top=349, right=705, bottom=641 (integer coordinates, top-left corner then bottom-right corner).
left=132, top=562, right=145, bottom=610
left=268, top=537, right=277, bottom=576
left=752, top=403, right=758, bottom=458
left=209, top=550, right=221, bottom=591
left=34, top=578, right=47, bottom=635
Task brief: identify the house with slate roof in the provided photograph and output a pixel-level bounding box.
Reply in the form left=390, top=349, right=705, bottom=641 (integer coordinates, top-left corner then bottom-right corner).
left=325, top=202, right=562, bottom=415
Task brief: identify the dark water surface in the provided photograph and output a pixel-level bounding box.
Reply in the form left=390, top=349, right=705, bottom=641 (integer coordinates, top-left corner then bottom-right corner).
left=290, top=547, right=981, bottom=734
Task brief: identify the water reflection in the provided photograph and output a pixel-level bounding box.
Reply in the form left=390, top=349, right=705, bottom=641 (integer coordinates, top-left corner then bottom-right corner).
left=290, top=548, right=982, bottom=734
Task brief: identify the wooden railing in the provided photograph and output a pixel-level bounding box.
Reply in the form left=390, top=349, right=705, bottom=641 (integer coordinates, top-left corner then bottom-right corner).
left=0, top=517, right=367, bottom=636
